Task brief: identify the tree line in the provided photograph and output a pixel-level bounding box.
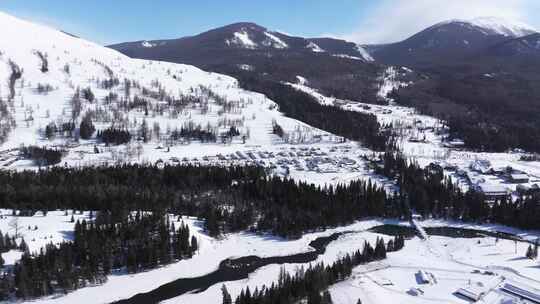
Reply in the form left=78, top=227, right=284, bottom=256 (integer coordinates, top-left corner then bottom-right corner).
left=0, top=165, right=398, bottom=239
left=20, top=146, right=64, bottom=166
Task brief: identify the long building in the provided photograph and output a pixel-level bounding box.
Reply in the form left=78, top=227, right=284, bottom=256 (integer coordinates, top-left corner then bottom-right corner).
left=501, top=282, right=540, bottom=304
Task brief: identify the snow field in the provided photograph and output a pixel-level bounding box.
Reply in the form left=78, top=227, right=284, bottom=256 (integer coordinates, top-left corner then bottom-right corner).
left=0, top=210, right=91, bottom=265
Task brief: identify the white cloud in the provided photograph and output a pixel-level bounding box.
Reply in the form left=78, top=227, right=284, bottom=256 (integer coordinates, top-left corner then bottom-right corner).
left=340, top=0, right=538, bottom=44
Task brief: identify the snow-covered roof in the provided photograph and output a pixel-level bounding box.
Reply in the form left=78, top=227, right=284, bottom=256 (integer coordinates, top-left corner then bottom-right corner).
left=510, top=174, right=529, bottom=180
left=470, top=159, right=492, bottom=173
left=456, top=287, right=484, bottom=301
left=477, top=183, right=508, bottom=194
left=502, top=282, right=540, bottom=303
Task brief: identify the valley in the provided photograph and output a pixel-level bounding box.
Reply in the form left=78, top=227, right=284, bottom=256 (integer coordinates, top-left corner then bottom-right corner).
left=0, top=7, right=539, bottom=304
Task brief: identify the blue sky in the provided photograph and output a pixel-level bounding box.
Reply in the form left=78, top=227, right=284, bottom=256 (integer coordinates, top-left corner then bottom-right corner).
left=1, top=0, right=538, bottom=45
left=0, top=0, right=374, bottom=44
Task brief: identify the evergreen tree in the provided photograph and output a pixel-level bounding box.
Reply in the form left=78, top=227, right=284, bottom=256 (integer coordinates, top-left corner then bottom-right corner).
left=308, top=290, right=323, bottom=304
left=221, top=284, right=232, bottom=304
left=79, top=114, right=95, bottom=140
left=322, top=290, right=333, bottom=304
left=191, top=235, right=198, bottom=253
left=140, top=119, right=151, bottom=143
left=526, top=245, right=534, bottom=259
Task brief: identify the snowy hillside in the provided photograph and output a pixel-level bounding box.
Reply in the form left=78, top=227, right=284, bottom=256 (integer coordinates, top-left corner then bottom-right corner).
left=0, top=12, right=335, bottom=169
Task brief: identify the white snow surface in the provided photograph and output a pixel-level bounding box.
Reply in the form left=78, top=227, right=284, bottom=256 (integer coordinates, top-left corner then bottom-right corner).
left=226, top=30, right=258, bottom=49
left=306, top=41, right=325, bottom=52
left=376, top=66, right=409, bottom=102
left=141, top=41, right=155, bottom=48
left=285, top=80, right=336, bottom=106
left=333, top=54, right=364, bottom=61
left=263, top=32, right=288, bottom=49
left=0, top=209, right=91, bottom=256
left=356, top=45, right=375, bottom=62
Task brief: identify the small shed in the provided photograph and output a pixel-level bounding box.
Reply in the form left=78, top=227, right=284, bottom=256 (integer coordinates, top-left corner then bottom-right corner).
left=417, top=270, right=432, bottom=284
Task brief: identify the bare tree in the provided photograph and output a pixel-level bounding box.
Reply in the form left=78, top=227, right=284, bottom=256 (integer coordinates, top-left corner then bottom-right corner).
left=8, top=60, right=22, bottom=101
left=9, top=217, right=22, bottom=238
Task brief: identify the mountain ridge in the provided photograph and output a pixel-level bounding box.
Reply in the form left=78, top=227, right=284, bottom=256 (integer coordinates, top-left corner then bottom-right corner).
left=109, top=21, right=388, bottom=103
left=368, top=17, right=537, bottom=67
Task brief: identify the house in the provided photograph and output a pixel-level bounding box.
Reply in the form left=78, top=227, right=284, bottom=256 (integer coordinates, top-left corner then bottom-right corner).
left=508, top=173, right=529, bottom=184
left=474, top=183, right=509, bottom=201
left=470, top=159, right=492, bottom=174
left=456, top=287, right=485, bottom=302
left=456, top=282, right=488, bottom=302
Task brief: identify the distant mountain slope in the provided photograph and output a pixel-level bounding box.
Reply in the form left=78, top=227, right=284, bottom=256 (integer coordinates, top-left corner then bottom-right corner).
left=109, top=22, right=393, bottom=103
left=370, top=17, right=537, bottom=67
left=367, top=17, right=540, bottom=152
left=485, top=33, right=540, bottom=57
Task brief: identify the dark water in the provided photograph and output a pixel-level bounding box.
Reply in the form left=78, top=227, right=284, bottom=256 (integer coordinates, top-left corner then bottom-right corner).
left=111, top=232, right=343, bottom=304
left=369, top=224, right=417, bottom=238
left=370, top=224, right=525, bottom=242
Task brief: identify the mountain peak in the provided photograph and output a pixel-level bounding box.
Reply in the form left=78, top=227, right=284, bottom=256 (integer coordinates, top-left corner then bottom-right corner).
left=220, top=22, right=267, bottom=32
left=435, top=16, right=536, bottom=37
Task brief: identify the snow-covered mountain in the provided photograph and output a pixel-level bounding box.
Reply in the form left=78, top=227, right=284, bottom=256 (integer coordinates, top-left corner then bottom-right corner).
left=0, top=12, right=331, bottom=168
left=109, top=22, right=387, bottom=103
left=435, top=17, right=536, bottom=38
left=111, top=22, right=374, bottom=61
left=369, top=16, right=537, bottom=66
